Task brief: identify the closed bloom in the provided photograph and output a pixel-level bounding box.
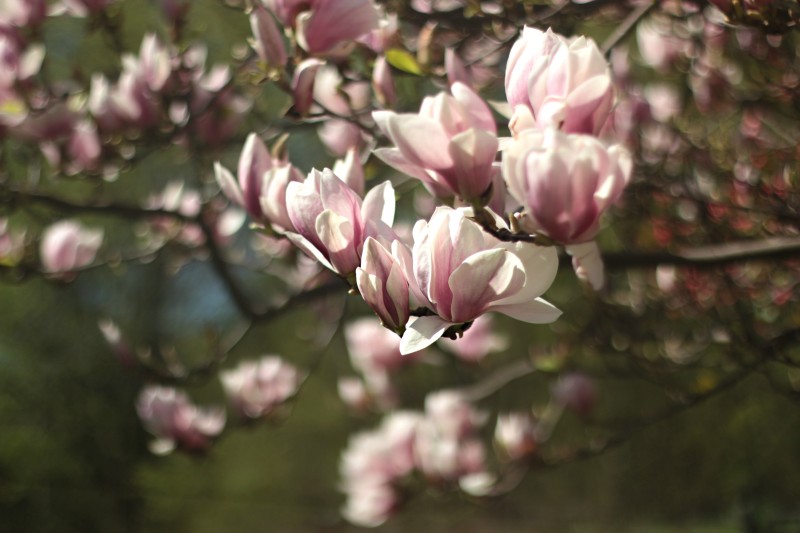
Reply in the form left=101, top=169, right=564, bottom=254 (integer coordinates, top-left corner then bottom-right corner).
left=136, top=385, right=226, bottom=455
left=284, top=169, right=395, bottom=277
left=503, top=128, right=631, bottom=245
left=40, top=220, right=103, bottom=273
left=400, top=207, right=560, bottom=354
left=249, top=3, right=287, bottom=69
left=356, top=238, right=422, bottom=333
left=374, top=82, right=499, bottom=204
left=214, top=133, right=302, bottom=230
left=220, top=355, right=303, bottom=420
left=505, top=27, right=614, bottom=136
left=296, top=0, right=380, bottom=56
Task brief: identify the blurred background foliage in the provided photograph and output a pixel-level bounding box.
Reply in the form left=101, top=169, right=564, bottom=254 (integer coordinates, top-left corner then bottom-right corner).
left=3, top=0, right=800, bottom=532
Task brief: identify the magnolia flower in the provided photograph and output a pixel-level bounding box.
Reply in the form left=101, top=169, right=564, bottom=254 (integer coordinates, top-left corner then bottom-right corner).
left=220, top=355, right=303, bottom=420
left=291, top=58, right=325, bottom=116
left=355, top=238, right=421, bottom=333
left=495, top=412, right=538, bottom=460
left=503, top=128, right=632, bottom=245
left=414, top=391, right=488, bottom=481
left=374, top=82, right=499, bottom=204
left=284, top=169, right=395, bottom=277
left=296, top=0, right=380, bottom=56
left=400, top=207, right=560, bottom=354
left=249, top=3, right=287, bottom=69
left=505, top=27, right=614, bottom=136
left=40, top=220, right=103, bottom=274
left=340, top=412, right=420, bottom=527
left=214, top=133, right=302, bottom=230
left=136, top=385, right=226, bottom=455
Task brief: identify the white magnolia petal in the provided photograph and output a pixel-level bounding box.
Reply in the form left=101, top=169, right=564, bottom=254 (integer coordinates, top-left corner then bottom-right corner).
left=490, top=298, right=561, bottom=324
left=399, top=315, right=451, bottom=355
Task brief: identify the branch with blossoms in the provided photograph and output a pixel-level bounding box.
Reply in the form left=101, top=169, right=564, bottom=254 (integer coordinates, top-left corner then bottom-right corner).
left=2, top=0, right=800, bottom=528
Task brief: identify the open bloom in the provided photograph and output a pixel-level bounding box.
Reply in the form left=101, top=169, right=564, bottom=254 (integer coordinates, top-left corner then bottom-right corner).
left=220, top=355, right=303, bottom=420
left=136, top=385, right=226, bottom=455
left=505, top=27, right=614, bottom=136
left=285, top=169, right=396, bottom=277
left=373, top=82, right=499, bottom=204
left=400, top=207, right=560, bottom=354
left=503, top=128, right=632, bottom=245
left=40, top=220, right=103, bottom=274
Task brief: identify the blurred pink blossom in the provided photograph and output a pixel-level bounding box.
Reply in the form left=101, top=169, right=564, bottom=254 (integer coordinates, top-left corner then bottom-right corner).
left=136, top=385, right=226, bottom=455
left=295, top=0, right=380, bottom=56
left=40, top=220, right=103, bottom=274
left=551, top=373, right=598, bottom=415
left=494, top=412, right=538, bottom=460
left=220, top=355, right=303, bottom=420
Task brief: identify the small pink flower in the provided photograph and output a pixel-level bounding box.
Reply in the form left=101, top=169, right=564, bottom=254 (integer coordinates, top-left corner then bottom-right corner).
left=284, top=169, right=395, bottom=277
left=372, top=55, right=396, bottom=107
left=374, top=82, right=499, bottom=203
left=136, top=385, right=226, bottom=455
left=505, top=27, right=614, bottom=136
left=400, top=207, right=560, bottom=354
left=220, top=355, right=303, bottom=420
left=40, top=220, right=103, bottom=274
left=313, top=65, right=371, bottom=156
left=503, top=128, right=632, bottom=245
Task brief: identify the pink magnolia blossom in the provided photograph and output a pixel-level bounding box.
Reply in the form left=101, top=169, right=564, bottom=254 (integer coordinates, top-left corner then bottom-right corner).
left=400, top=207, right=560, bottom=354
left=214, top=133, right=303, bottom=230
left=59, top=0, right=116, bottom=17
left=249, top=3, right=287, bottom=69
left=284, top=169, right=395, bottom=277
left=414, top=390, right=488, bottom=482
left=372, top=55, right=396, bottom=107
left=0, top=0, right=47, bottom=27
left=262, top=0, right=308, bottom=26
left=66, top=119, right=101, bottom=173
left=220, top=355, right=303, bottom=420
left=373, top=82, right=499, bottom=203
left=503, top=127, right=632, bottom=245
left=505, top=27, right=614, bottom=136
left=340, top=412, right=420, bottom=527
left=332, top=147, right=365, bottom=197
left=291, top=58, right=325, bottom=116
left=355, top=238, right=423, bottom=333
left=40, top=220, right=103, bottom=274
left=296, top=0, right=380, bottom=56
left=344, top=318, right=422, bottom=408
left=136, top=385, right=226, bottom=455
left=495, top=412, right=538, bottom=460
